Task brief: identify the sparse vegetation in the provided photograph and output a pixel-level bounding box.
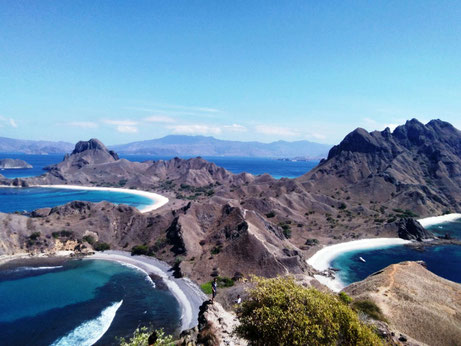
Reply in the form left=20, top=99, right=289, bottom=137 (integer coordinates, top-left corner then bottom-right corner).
left=52, top=230, right=74, bottom=239
left=352, top=299, right=387, bottom=322
left=278, top=222, right=292, bottom=238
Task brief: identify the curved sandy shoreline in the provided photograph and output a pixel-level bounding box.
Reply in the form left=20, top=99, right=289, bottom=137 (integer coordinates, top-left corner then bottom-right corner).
left=34, top=184, right=169, bottom=213
left=88, top=251, right=207, bottom=331
left=307, top=238, right=411, bottom=292
left=418, top=213, right=461, bottom=228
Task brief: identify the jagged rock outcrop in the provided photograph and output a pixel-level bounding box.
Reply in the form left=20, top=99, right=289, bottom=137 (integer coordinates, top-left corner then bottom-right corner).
left=299, top=119, right=461, bottom=216
left=344, top=261, right=461, bottom=346
left=0, top=158, right=32, bottom=169
left=397, top=218, right=434, bottom=241
left=179, top=301, right=247, bottom=346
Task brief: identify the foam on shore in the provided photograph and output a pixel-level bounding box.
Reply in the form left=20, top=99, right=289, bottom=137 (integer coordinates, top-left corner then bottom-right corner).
left=88, top=251, right=207, bottom=331
left=307, top=238, right=411, bottom=292
left=35, top=185, right=169, bottom=213
left=418, top=213, right=461, bottom=228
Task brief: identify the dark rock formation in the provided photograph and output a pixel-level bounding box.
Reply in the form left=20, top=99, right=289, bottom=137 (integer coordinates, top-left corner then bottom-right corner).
left=0, top=158, right=32, bottom=169
left=397, top=218, right=434, bottom=241
left=299, top=119, right=461, bottom=216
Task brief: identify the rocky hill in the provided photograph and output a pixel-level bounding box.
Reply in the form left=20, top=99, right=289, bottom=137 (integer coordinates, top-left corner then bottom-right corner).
left=298, top=119, right=461, bottom=217
left=0, top=158, right=32, bottom=169
left=344, top=261, right=461, bottom=346
left=1, top=119, right=461, bottom=287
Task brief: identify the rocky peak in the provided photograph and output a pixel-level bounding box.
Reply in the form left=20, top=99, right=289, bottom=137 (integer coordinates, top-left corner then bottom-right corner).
left=71, top=138, right=119, bottom=160
left=327, top=127, right=390, bottom=159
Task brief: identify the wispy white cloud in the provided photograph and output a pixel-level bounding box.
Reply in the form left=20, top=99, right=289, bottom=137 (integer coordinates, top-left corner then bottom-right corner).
left=67, top=121, right=99, bottom=129
left=103, top=119, right=139, bottom=133
left=223, top=123, right=247, bottom=132
left=144, top=115, right=176, bottom=123
left=255, top=124, right=299, bottom=137
left=0, top=115, right=18, bottom=128
left=167, top=124, right=222, bottom=135
left=103, top=119, right=138, bottom=126
left=9, top=118, right=17, bottom=128
left=117, top=125, right=138, bottom=133
left=362, top=118, right=398, bottom=131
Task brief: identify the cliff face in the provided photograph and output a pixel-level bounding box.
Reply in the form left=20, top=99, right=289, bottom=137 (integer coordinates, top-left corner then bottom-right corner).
left=299, top=119, right=461, bottom=216
left=344, top=261, right=461, bottom=346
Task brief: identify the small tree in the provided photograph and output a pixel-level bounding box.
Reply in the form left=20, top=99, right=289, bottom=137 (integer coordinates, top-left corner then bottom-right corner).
left=119, top=327, right=173, bottom=346
left=235, top=276, right=382, bottom=345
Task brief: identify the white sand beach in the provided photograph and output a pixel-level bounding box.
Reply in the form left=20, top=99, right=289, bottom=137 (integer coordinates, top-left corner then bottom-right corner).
left=35, top=185, right=169, bottom=213
left=89, top=251, right=207, bottom=331
left=307, top=238, right=411, bottom=292
left=418, top=213, right=461, bottom=228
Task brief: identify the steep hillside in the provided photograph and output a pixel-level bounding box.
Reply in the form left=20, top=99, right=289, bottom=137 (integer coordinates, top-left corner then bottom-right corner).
left=344, top=261, right=461, bottom=346
left=298, top=119, right=461, bottom=216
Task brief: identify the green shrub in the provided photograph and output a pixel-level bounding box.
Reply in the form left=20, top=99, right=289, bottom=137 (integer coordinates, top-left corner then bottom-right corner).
left=305, top=238, right=319, bottom=246
left=265, top=211, right=276, bottom=218
left=210, top=246, right=221, bottom=255
left=339, top=202, right=347, bottom=210
left=236, top=276, right=382, bottom=345
left=200, top=276, right=235, bottom=294
left=118, top=326, right=173, bottom=346
left=93, top=242, right=110, bottom=251
left=29, top=232, right=41, bottom=240
left=52, top=230, right=74, bottom=239
left=131, top=245, right=150, bottom=256
left=339, top=292, right=353, bottom=304
left=352, top=299, right=387, bottom=322
left=82, top=235, right=95, bottom=245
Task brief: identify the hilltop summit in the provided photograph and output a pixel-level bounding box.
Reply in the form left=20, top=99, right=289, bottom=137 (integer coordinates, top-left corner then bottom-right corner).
left=299, top=119, right=461, bottom=215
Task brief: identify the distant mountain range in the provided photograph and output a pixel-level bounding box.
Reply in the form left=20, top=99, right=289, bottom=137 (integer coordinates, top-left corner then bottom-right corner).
left=0, top=137, right=74, bottom=154
left=0, top=135, right=331, bottom=159
left=110, top=135, right=331, bottom=159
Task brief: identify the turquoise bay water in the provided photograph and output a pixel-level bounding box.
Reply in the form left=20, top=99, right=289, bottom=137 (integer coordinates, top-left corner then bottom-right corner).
left=0, top=260, right=181, bottom=345
left=426, top=219, right=461, bottom=240
left=332, top=244, right=461, bottom=287
left=0, top=187, right=153, bottom=213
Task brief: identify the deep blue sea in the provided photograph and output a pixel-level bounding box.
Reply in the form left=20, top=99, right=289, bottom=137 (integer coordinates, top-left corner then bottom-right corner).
left=0, top=259, right=181, bottom=346
left=0, top=187, right=154, bottom=213
left=0, top=153, right=318, bottom=180
left=332, top=244, right=461, bottom=286
left=331, top=219, right=461, bottom=286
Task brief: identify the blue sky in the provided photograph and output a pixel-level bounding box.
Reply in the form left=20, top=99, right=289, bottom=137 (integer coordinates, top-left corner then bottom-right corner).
left=1, top=1, right=461, bottom=145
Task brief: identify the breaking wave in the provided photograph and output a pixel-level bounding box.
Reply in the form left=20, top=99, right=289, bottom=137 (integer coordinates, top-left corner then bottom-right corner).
left=51, top=300, right=123, bottom=346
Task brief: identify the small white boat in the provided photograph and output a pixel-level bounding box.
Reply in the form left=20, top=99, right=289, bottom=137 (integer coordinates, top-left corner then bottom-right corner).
left=359, top=257, right=366, bottom=263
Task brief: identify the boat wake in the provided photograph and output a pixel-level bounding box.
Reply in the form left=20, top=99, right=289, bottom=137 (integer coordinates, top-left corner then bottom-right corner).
left=51, top=300, right=123, bottom=346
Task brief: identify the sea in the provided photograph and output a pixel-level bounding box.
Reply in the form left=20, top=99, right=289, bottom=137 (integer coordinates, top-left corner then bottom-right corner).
left=0, top=187, right=155, bottom=214
left=331, top=220, right=461, bottom=286
left=0, top=259, right=181, bottom=345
